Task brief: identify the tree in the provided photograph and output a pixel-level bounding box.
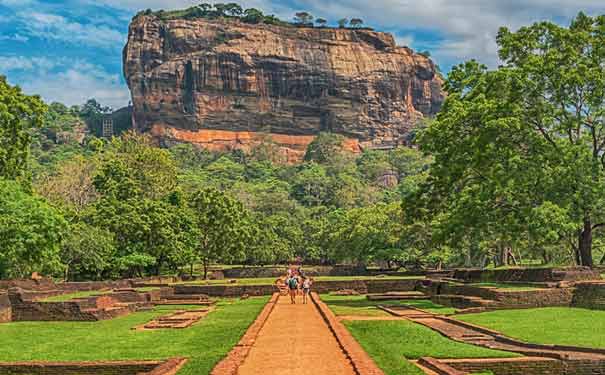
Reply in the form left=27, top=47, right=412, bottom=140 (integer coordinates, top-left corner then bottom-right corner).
left=304, top=132, right=346, bottom=164
left=415, top=13, right=605, bottom=267
left=0, top=76, right=47, bottom=183
left=349, top=18, right=364, bottom=28
left=291, top=163, right=336, bottom=207
left=61, top=222, right=115, bottom=281
left=223, top=3, right=243, bottom=17
left=337, top=18, right=349, bottom=28
left=190, top=188, right=252, bottom=278
left=293, top=11, right=314, bottom=25
left=315, top=18, right=327, bottom=27
left=0, top=179, right=67, bottom=278
left=36, top=155, right=99, bottom=213
left=242, top=8, right=264, bottom=24
left=94, top=131, right=177, bottom=200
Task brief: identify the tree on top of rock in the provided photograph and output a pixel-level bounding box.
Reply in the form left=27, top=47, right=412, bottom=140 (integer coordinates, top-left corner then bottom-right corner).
left=349, top=18, right=364, bottom=28
left=294, top=12, right=314, bottom=26
left=315, top=18, right=327, bottom=27
left=337, top=18, right=348, bottom=28
left=223, top=3, right=243, bottom=17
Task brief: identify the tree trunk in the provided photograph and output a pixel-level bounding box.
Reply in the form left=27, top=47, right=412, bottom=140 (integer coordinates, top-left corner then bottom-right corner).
left=203, top=259, right=209, bottom=280
left=578, top=218, right=594, bottom=268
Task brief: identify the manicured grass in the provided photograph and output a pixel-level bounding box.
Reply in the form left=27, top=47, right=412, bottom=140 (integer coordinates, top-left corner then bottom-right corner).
left=458, top=307, right=605, bottom=349
left=179, top=275, right=423, bottom=286
left=43, top=290, right=112, bottom=302
left=42, top=287, right=161, bottom=302
left=344, top=320, right=517, bottom=375
left=0, top=297, right=268, bottom=375
left=321, top=295, right=456, bottom=316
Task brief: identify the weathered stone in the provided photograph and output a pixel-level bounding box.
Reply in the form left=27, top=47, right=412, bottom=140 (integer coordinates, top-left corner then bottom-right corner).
left=123, top=16, right=445, bottom=162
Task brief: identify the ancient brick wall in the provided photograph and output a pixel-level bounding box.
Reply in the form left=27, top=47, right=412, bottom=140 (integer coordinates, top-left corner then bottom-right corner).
left=453, top=267, right=600, bottom=283
left=442, top=357, right=564, bottom=375
left=0, top=292, right=11, bottom=322
left=571, top=281, right=605, bottom=310
left=175, top=279, right=420, bottom=297
left=0, top=361, right=160, bottom=375
left=494, top=288, right=574, bottom=308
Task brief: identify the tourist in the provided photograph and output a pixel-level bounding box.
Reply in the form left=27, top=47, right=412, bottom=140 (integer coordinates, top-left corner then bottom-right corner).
left=287, top=275, right=299, bottom=304
left=302, top=277, right=312, bottom=304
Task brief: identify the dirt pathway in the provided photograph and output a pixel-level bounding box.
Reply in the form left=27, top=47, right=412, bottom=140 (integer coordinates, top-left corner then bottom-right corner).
left=237, top=294, right=356, bottom=375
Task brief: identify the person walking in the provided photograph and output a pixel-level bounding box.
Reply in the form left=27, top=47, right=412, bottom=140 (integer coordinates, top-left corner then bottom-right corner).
left=302, top=277, right=312, bottom=304
left=287, top=275, right=299, bottom=304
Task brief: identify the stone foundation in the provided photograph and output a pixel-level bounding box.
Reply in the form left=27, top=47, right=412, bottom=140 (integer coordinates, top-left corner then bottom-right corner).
left=452, top=267, right=600, bottom=283
left=0, top=358, right=186, bottom=375
left=175, top=279, right=420, bottom=297
left=0, top=291, right=11, bottom=322
left=571, top=281, right=605, bottom=310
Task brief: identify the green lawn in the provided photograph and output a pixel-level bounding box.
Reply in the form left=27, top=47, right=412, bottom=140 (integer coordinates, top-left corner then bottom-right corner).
left=344, top=320, right=517, bottom=375
left=321, top=295, right=456, bottom=317
left=458, top=307, right=605, bottom=349
left=0, top=297, right=267, bottom=374
left=43, top=287, right=161, bottom=302
left=43, top=290, right=112, bottom=302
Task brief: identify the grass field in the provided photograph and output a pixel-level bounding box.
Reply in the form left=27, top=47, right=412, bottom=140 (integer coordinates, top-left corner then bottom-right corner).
left=458, top=307, right=605, bottom=349
left=178, top=275, right=423, bottom=286
left=321, top=295, right=456, bottom=316
left=0, top=297, right=267, bottom=374
left=344, top=320, right=518, bottom=375
left=43, top=287, right=161, bottom=302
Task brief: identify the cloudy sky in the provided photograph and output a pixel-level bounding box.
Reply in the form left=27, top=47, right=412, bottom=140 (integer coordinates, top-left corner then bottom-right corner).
left=1, top=0, right=604, bottom=109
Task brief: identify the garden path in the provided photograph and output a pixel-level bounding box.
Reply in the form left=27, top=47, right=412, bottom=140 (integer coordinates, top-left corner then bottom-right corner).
left=237, top=294, right=356, bottom=375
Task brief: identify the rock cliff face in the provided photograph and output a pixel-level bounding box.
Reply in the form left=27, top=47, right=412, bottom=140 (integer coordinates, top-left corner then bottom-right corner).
left=123, top=16, right=445, bottom=162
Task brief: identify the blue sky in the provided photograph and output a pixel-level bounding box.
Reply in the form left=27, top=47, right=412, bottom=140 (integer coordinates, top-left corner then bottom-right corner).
left=1, top=0, right=604, bottom=109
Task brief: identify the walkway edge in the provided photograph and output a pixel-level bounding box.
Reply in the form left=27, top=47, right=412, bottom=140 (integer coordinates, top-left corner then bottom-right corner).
left=210, top=293, right=280, bottom=375
left=311, top=292, right=385, bottom=375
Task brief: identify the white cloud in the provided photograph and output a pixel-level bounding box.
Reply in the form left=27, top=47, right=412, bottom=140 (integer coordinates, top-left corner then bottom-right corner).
left=0, top=55, right=58, bottom=72
left=4, top=57, right=130, bottom=108
left=18, top=11, right=125, bottom=49
left=395, top=34, right=414, bottom=48
left=276, top=0, right=605, bottom=68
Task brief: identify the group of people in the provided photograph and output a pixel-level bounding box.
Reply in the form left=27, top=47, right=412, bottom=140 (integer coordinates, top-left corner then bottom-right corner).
left=284, top=267, right=313, bottom=304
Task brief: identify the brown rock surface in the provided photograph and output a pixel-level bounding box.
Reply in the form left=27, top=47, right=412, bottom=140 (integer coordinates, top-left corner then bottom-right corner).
left=124, top=16, right=445, bottom=162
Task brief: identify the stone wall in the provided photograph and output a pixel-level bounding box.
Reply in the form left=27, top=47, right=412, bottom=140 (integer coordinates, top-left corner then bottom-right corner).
left=571, top=281, right=605, bottom=310
left=175, top=279, right=420, bottom=297
left=0, top=359, right=186, bottom=375
left=495, top=288, right=574, bottom=308
left=442, top=357, right=564, bottom=375
left=422, top=357, right=605, bottom=375
left=453, top=267, right=600, bottom=283
left=0, top=292, right=11, bottom=323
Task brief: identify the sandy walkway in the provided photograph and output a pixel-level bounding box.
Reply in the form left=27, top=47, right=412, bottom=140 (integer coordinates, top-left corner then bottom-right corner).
left=237, top=294, right=356, bottom=375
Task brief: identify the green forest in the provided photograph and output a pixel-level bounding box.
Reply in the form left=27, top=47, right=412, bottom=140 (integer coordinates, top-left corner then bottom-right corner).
left=2, top=12, right=605, bottom=281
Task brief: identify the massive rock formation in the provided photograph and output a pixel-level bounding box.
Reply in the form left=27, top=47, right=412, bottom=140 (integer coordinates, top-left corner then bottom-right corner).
left=123, top=15, right=445, bottom=162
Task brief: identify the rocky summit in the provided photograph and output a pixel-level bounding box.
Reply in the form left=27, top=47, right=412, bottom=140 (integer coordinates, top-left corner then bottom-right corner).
left=123, top=15, right=445, bottom=162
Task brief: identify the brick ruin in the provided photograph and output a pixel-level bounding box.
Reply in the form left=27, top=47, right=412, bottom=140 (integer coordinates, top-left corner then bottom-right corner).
left=0, top=358, right=187, bottom=375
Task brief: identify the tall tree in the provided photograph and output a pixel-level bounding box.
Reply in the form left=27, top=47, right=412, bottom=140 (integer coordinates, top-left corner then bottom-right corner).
left=0, top=179, right=67, bottom=278
left=0, top=76, right=46, bottom=183
left=190, top=188, right=252, bottom=278
left=416, top=13, right=605, bottom=267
